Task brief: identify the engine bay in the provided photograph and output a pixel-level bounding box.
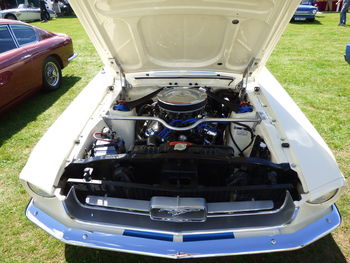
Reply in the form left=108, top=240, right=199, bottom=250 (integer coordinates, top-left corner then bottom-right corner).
left=59, top=86, right=302, bottom=205
left=92, top=86, right=257, bottom=156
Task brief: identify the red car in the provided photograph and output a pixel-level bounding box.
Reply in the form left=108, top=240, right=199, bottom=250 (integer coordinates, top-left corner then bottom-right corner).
left=0, top=19, right=76, bottom=114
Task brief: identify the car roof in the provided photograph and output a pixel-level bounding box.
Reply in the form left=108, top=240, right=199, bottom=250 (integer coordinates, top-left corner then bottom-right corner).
left=0, top=19, right=30, bottom=26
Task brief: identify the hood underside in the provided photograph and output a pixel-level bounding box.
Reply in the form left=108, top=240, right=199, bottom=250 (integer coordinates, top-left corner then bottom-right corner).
left=69, top=0, right=300, bottom=76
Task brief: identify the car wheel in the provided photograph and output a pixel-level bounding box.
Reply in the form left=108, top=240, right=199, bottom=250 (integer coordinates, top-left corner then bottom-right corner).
left=42, top=57, right=62, bottom=91
left=5, top=14, right=17, bottom=20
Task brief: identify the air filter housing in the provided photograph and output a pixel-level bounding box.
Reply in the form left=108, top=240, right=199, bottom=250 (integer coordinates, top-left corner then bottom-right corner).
left=157, top=88, right=207, bottom=113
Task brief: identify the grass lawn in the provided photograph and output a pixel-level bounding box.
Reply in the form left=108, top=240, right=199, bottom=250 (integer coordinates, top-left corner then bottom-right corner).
left=0, top=13, right=349, bottom=263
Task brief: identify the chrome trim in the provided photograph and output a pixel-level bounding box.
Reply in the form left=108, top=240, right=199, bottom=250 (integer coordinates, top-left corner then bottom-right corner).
left=68, top=178, right=104, bottom=184
left=85, top=195, right=276, bottom=217
left=67, top=186, right=149, bottom=216
left=21, top=54, right=32, bottom=59
left=2, top=24, right=19, bottom=48
left=207, top=200, right=273, bottom=215
left=103, top=115, right=260, bottom=131
left=9, top=24, right=39, bottom=46
left=68, top=53, right=78, bottom=61
left=86, top=195, right=149, bottom=212
left=63, top=187, right=296, bottom=234
left=26, top=200, right=341, bottom=259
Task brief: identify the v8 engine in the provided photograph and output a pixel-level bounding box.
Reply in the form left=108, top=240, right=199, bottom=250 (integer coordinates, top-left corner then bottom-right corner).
left=136, top=87, right=238, bottom=146
left=88, top=86, right=260, bottom=158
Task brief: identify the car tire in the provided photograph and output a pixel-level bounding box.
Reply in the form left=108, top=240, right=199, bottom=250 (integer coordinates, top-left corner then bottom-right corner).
left=42, top=57, right=62, bottom=91
left=308, top=18, right=315, bottom=22
left=5, top=14, right=17, bottom=20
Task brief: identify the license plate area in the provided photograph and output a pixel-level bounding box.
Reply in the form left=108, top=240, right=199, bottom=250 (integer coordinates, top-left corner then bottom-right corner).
left=150, top=196, right=207, bottom=222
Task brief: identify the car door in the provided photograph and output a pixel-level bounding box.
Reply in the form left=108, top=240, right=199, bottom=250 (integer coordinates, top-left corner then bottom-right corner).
left=0, top=25, right=34, bottom=112
left=33, top=8, right=42, bottom=21
left=12, top=25, right=55, bottom=89
left=22, top=8, right=40, bottom=21
left=9, top=24, right=42, bottom=93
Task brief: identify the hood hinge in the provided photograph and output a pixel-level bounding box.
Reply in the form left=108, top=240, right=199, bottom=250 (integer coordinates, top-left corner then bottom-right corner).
left=108, top=58, right=125, bottom=79
left=108, top=58, right=130, bottom=90
left=242, top=58, right=260, bottom=89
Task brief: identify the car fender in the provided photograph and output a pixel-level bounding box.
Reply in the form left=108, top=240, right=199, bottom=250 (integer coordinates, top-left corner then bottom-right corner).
left=19, top=71, right=115, bottom=194
left=255, top=67, right=346, bottom=199
left=3, top=12, right=18, bottom=19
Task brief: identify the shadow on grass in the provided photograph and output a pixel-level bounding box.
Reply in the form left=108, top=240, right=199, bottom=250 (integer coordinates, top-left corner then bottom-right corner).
left=56, top=15, right=77, bottom=19
left=0, top=75, right=80, bottom=147
left=64, top=234, right=346, bottom=263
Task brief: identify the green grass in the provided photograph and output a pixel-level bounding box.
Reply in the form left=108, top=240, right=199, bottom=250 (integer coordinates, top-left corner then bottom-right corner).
left=0, top=14, right=349, bottom=263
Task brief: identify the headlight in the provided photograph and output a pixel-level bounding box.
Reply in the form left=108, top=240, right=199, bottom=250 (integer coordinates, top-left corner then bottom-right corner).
left=27, top=182, right=54, bottom=198
left=307, top=189, right=338, bottom=204
left=312, top=10, right=317, bottom=14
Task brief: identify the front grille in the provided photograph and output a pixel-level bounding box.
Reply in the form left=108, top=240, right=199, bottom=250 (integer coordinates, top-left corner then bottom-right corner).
left=296, top=11, right=312, bottom=14
left=67, top=178, right=292, bottom=206
left=63, top=187, right=297, bottom=233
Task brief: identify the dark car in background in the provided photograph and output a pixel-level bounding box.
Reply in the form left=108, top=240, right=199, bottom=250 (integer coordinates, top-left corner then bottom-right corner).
left=292, top=0, right=318, bottom=21
left=0, top=19, right=76, bottom=114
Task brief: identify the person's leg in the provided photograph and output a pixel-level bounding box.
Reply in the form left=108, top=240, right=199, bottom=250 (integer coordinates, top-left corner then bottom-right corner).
left=40, top=10, right=47, bottom=21
left=340, top=3, right=347, bottom=24
left=343, top=1, right=350, bottom=24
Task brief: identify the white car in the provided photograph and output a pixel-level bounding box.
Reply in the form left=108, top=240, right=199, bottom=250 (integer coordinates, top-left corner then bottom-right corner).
left=20, top=0, right=346, bottom=259
left=0, top=4, right=56, bottom=22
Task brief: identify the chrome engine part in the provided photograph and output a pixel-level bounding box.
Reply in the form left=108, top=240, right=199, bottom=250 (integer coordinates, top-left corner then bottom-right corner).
left=157, top=88, right=207, bottom=113
left=94, top=86, right=257, bottom=155
left=135, top=87, right=234, bottom=145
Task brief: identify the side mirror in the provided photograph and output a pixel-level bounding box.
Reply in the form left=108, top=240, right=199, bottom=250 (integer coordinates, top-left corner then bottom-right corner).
left=345, top=43, right=350, bottom=64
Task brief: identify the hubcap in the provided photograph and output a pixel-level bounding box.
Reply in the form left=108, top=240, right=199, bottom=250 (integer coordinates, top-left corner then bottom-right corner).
left=45, top=62, right=59, bottom=86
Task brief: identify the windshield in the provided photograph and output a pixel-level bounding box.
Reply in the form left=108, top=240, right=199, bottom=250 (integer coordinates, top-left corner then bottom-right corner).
left=18, top=3, right=36, bottom=8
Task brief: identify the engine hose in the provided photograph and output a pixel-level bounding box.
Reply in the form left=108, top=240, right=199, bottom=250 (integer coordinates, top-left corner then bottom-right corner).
left=124, top=87, right=164, bottom=110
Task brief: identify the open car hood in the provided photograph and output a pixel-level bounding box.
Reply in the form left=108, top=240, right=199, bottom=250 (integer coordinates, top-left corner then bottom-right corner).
left=69, top=0, right=300, bottom=76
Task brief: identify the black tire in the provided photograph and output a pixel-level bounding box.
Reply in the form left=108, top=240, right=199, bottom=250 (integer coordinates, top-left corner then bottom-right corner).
left=308, top=18, right=315, bottom=22
left=42, top=57, right=62, bottom=91
left=5, top=14, right=17, bottom=20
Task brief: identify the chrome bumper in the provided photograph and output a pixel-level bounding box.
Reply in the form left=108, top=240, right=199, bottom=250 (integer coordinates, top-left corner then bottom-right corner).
left=26, top=199, right=341, bottom=259
left=68, top=53, right=78, bottom=61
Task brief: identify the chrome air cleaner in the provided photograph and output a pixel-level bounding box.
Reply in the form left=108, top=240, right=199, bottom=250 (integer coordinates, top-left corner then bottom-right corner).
left=157, top=88, right=207, bottom=113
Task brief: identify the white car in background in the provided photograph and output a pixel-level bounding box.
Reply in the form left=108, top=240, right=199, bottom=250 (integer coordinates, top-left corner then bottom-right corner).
left=0, top=3, right=56, bottom=22
left=21, top=0, right=346, bottom=259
